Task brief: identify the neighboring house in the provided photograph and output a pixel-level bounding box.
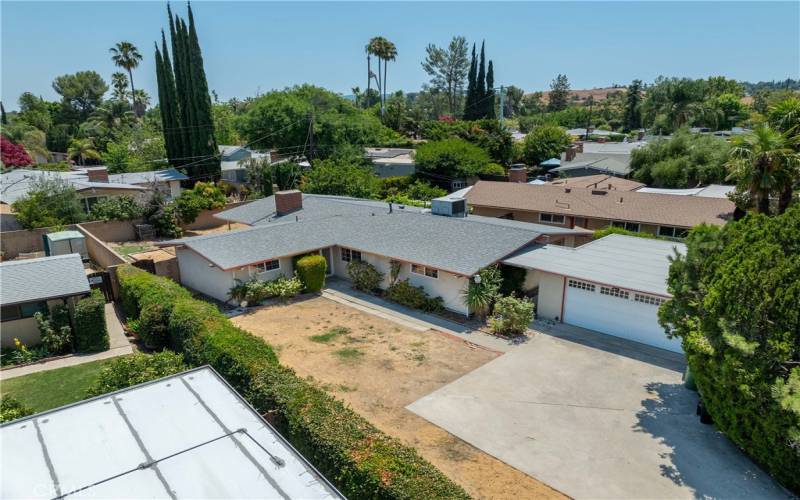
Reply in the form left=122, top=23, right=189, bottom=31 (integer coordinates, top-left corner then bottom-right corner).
left=158, top=191, right=589, bottom=315
left=0, top=366, right=343, bottom=499
left=219, top=145, right=271, bottom=185
left=636, top=184, right=735, bottom=199
left=365, top=148, right=415, bottom=178
left=466, top=180, right=734, bottom=240
left=0, top=253, right=90, bottom=348
left=0, top=166, right=187, bottom=212
left=108, top=168, right=188, bottom=200
left=547, top=174, right=645, bottom=191
left=548, top=141, right=644, bottom=177
left=504, top=234, right=685, bottom=352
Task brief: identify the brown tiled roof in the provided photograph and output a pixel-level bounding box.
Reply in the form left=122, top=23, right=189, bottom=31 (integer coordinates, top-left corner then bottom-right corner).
left=467, top=181, right=734, bottom=228
left=547, top=174, right=644, bottom=192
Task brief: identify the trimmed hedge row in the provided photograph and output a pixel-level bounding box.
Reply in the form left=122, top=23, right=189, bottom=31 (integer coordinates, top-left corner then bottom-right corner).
left=74, top=289, right=109, bottom=352
left=296, top=254, right=327, bottom=293
left=116, top=266, right=468, bottom=499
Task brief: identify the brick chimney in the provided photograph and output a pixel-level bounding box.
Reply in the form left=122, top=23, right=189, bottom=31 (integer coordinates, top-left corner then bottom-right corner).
left=275, top=190, right=303, bottom=216
left=85, top=166, right=108, bottom=183
left=575, top=141, right=584, bottom=153
left=508, top=167, right=528, bottom=183
left=565, top=147, right=577, bottom=162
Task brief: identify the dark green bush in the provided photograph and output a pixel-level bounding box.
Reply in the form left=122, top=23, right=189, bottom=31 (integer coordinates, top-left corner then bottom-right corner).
left=499, top=264, right=527, bottom=296
left=295, top=254, right=327, bottom=292
left=347, top=260, right=384, bottom=292
left=74, top=290, right=108, bottom=353
left=385, top=279, right=444, bottom=313
left=117, top=265, right=468, bottom=499
left=0, top=396, right=34, bottom=423
left=86, top=352, right=187, bottom=397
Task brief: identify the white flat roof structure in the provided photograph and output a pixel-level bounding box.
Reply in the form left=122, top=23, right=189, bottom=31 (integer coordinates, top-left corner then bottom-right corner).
left=1, top=366, right=342, bottom=499
left=503, top=234, right=685, bottom=296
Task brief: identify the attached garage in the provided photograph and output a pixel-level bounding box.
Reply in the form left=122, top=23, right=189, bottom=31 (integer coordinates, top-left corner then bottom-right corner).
left=504, top=234, right=685, bottom=353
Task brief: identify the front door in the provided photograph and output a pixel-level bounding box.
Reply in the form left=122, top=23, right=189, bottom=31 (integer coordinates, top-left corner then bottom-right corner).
left=320, top=248, right=333, bottom=276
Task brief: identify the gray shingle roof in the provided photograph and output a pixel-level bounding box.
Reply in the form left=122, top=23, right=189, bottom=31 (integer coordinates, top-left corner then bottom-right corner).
left=0, top=254, right=90, bottom=305
left=107, top=168, right=188, bottom=185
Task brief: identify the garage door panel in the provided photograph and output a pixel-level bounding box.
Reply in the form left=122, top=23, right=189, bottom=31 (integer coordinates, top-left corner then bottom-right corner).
left=564, top=286, right=682, bottom=353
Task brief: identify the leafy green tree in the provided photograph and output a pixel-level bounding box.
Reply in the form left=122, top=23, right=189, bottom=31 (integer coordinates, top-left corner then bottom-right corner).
left=174, top=181, right=227, bottom=224
left=520, top=92, right=545, bottom=116
left=110, top=41, right=143, bottom=113
left=623, top=79, right=643, bottom=131
left=52, top=71, right=108, bottom=122
left=415, top=138, right=490, bottom=180
left=242, top=156, right=274, bottom=197
left=88, top=196, right=145, bottom=221
left=547, top=74, right=570, bottom=112
left=519, top=125, right=571, bottom=166
left=726, top=125, right=799, bottom=215
left=421, top=36, right=469, bottom=117
left=12, top=176, right=86, bottom=229
left=212, top=103, right=241, bottom=145
left=503, top=85, right=524, bottom=117
left=301, top=157, right=379, bottom=199
left=17, top=92, right=53, bottom=132
left=659, top=208, right=800, bottom=493
left=630, top=129, right=730, bottom=187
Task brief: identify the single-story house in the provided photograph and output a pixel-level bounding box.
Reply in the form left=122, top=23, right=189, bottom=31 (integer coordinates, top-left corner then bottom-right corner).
left=549, top=141, right=645, bottom=178
left=159, top=191, right=589, bottom=315
left=0, top=366, right=343, bottom=499
left=108, top=167, right=188, bottom=200
left=466, top=180, right=734, bottom=241
left=504, top=234, right=685, bottom=352
left=548, top=174, right=645, bottom=191
left=0, top=253, right=90, bottom=348
left=365, top=148, right=415, bottom=178
left=219, top=145, right=271, bottom=185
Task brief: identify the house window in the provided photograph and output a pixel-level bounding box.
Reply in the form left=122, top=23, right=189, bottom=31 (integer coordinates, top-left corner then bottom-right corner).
left=634, top=293, right=666, bottom=306
left=600, top=286, right=630, bottom=299
left=1, top=301, right=48, bottom=322
left=539, top=213, right=566, bottom=224
left=451, top=180, right=466, bottom=190
left=254, top=260, right=280, bottom=274
left=658, top=226, right=688, bottom=238
left=341, top=248, right=362, bottom=263
left=568, top=279, right=595, bottom=292
left=612, top=221, right=640, bottom=232
left=411, top=264, right=439, bottom=279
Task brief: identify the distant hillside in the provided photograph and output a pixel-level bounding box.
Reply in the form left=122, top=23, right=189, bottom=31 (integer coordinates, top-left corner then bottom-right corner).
left=533, top=86, right=627, bottom=104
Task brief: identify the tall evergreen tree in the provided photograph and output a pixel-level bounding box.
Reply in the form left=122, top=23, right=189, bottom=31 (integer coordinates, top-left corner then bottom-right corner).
left=476, top=41, right=486, bottom=114
left=464, top=44, right=477, bottom=120
left=161, top=31, right=183, bottom=162
left=623, top=79, right=643, bottom=131
left=187, top=2, right=217, bottom=178
left=485, top=60, right=495, bottom=119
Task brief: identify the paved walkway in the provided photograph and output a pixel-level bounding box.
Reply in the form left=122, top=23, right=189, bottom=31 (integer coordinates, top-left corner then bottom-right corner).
left=322, top=280, right=517, bottom=353
left=0, top=303, right=133, bottom=380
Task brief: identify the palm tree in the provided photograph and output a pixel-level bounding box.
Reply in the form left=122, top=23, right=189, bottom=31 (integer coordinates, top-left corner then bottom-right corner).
left=132, top=89, right=151, bottom=110
left=89, top=100, right=135, bottom=130
left=67, top=138, right=101, bottom=166
left=726, top=125, right=800, bottom=215
left=111, top=72, right=129, bottom=101
left=109, top=41, right=143, bottom=115
left=366, top=37, right=397, bottom=115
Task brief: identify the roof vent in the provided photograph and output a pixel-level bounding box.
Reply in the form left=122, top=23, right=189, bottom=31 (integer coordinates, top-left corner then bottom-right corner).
left=618, top=196, right=624, bottom=204
left=564, top=188, right=571, bottom=193
left=591, top=190, right=607, bottom=196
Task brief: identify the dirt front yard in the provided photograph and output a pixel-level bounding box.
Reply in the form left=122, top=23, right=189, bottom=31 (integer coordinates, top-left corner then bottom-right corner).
left=231, top=296, right=564, bottom=499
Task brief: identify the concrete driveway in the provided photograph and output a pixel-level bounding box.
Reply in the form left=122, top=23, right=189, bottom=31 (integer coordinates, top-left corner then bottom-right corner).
left=408, top=324, right=787, bottom=499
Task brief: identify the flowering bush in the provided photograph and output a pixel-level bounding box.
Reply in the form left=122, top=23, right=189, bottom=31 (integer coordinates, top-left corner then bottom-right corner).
left=1, top=136, right=32, bottom=167
left=229, top=275, right=303, bottom=304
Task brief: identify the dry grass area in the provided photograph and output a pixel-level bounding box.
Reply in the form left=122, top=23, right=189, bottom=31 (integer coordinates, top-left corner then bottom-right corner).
left=231, top=296, right=565, bottom=500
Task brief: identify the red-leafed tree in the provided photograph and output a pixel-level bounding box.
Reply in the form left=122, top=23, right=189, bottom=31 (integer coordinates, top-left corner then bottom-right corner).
left=1, top=136, right=32, bottom=167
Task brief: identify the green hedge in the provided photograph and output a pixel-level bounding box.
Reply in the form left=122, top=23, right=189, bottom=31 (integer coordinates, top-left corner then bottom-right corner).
left=295, top=254, right=327, bottom=293
left=117, top=266, right=468, bottom=499
left=74, top=290, right=109, bottom=353
left=86, top=352, right=188, bottom=397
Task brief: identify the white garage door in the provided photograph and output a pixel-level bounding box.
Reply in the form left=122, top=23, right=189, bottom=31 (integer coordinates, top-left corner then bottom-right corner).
left=563, top=279, right=682, bottom=353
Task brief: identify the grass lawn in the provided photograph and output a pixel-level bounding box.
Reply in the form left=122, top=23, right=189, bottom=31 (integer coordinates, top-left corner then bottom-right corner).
left=115, top=245, right=151, bottom=256
left=0, top=358, right=115, bottom=413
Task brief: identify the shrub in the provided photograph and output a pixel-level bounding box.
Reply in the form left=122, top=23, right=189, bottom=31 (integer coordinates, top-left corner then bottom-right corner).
left=462, top=265, right=502, bottom=319
left=229, top=275, right=303, bottom=305
left=489, top=295, right=535, bottom=336
left=1, top=136, right=33, bottom=167
left=519, top=125, right=571, bottom=166
left=415, top=138, right=490, bottom=179
left=480, top=162, right=506, bottom=176
left=659, top=207, right=800, bottom=492
left=0, top=397, right=34, bottom=423
left=34, top=309, right=72, bottom=355
left=263, top=275, right=304, bottom=300
left=593, top=226, right=662, bottom=240
left=117, top=266, right=467, bottom=498
left=295, top=254, right=327, bottom=292
left=137, top=302, right=171, bottom=349
left=174, top=181, right=227, bottom=224
left=347, top=260, right=384, bottom=292
left=86, top=352, right=188, bottom=397
left=74, top=290, right=109, bottom=353
left=499, top=265, right=527, bottom=296
left=385, top=279, right=444, bottom=313
left=88, top=196, right=145, bottom=221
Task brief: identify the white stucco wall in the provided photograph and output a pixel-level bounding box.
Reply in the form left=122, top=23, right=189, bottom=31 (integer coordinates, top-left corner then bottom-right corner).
left=332, top=246, right=470, bottom=315
left=533, top=271, right=565, bottom=321
left=246, top=256, right=294, bottom=283
left=176, top=247, right=236, bottom=302
left=1, top=298, right=74, bottom=348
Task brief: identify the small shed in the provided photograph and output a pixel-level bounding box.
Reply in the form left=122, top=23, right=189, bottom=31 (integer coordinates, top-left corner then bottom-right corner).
left=43, top=230, right=87, bottom=260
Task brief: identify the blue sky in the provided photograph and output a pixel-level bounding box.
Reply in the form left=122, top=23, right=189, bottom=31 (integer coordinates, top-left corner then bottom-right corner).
left=2, top=1, right=799, bottom=110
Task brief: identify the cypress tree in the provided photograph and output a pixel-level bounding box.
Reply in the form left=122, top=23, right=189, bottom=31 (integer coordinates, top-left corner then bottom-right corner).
left=476, top=41, right=486, bottom=117
left=159, top=30, right=183, bottom=167
left=485, top=60, right=495, bottom=119
left=177, top=18, right=198, bottom=163
left=168, top=5, right=190, bottom=162
left=465, top=44, right=477, bottom=120
left=187, top=2, right=218, bottom=180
